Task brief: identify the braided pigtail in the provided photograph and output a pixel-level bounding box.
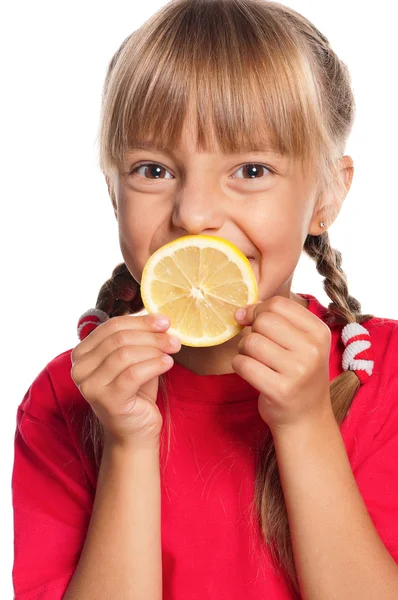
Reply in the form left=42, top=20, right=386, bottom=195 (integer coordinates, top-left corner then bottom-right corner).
left=303, top=230, right=374, bottom=419
left=96, top=262, right=144, bottom=318
left=303, top=231, right=374, bottom=328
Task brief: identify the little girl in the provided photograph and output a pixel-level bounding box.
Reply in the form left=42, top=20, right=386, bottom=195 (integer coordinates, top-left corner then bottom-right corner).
left=12, top=1, right=398, bottom=599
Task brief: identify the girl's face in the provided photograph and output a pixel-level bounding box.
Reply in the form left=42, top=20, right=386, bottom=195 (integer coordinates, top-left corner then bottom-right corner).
left=106, top=103, right=353, bottom=372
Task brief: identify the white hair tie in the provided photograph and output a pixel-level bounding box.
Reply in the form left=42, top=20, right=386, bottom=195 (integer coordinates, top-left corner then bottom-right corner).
left=341, top=322, right=374, bottom=384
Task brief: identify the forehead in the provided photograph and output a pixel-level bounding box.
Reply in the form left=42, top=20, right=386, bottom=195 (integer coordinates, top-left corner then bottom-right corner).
left=126, top=140, right=290, bottom=169
left=126, top=96, right=287, bottom=158
left=130, top=139, right=285, bottom=155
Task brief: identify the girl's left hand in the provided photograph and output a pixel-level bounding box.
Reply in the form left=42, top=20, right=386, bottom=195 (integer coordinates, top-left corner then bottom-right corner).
left=232, top=295, right=333, bottom=434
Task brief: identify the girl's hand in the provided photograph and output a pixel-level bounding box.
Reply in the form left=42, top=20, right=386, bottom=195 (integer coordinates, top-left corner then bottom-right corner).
left=233, top=295, right=333, bottom=434
left=70, top=313, right=181, bottom=447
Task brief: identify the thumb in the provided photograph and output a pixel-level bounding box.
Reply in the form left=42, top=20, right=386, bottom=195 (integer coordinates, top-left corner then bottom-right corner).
left=234, top=300, right=262, bottom=326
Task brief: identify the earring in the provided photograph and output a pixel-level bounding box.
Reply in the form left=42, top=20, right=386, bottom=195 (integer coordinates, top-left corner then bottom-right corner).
left=320, top=221, right=325, bottom=228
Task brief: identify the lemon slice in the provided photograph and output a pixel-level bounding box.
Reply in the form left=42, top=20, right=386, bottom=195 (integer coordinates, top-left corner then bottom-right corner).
left=140, top=235, right=258, bottom=347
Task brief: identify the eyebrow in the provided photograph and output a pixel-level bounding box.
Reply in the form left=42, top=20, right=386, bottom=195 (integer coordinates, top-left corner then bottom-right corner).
left=128, top=141, right=284, bottom=157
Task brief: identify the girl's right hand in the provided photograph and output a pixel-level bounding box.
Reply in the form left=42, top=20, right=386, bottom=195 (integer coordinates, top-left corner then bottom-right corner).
left=70, top=313, right=181, bottom=446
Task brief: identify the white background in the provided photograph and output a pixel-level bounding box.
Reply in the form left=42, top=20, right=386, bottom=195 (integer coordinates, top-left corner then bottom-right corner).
left=2, top=0, right=397, bottom=596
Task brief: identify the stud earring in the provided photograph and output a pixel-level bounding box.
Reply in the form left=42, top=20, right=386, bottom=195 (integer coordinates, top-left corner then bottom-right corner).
left=320, top=221, right=325, bottom=228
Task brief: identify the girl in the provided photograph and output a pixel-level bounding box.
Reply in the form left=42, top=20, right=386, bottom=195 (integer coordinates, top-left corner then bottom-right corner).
left=12, top=1, right=398, bottom=599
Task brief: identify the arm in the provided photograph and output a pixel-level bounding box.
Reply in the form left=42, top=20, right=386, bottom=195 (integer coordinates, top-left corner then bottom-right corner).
left=63, top=436, right=162, bottom=600
left=272, top=407, right=398, bottom=600
left=12, top=362, right=163, bottom=600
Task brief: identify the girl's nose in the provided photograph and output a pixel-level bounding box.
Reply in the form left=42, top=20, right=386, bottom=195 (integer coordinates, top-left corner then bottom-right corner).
left=171, top=182, right=225, bottom=234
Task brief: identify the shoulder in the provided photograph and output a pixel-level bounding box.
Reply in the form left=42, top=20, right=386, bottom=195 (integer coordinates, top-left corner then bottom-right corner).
left=362, top=315, right=398, bottom=381
left=18, top=348, right=89, bottom=443
left=340, top=314, right=398, bottom=450
left=365, top=315, right=398, bottom=431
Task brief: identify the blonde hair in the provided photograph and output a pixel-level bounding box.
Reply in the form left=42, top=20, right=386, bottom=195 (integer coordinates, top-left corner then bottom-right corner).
left=82, top=1, right=374, bottom=596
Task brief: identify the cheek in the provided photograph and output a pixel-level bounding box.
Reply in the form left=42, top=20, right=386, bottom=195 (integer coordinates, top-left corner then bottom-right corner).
left=250, top=213, right=306, bottom=295
left=118, top=234, right=147, bottom=285
left=261, top=227, right=303, bottom=274
left=251, top=211, right=304, bottom=258
left=116, top=194, right=173, bottom=285
left=116, top=203, right=156, bottom=284
left=117, top=196, right=151, bottom=237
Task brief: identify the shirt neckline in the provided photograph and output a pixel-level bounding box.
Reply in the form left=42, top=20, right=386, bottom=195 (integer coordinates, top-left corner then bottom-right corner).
left=162, top=294, right=329, bottom=406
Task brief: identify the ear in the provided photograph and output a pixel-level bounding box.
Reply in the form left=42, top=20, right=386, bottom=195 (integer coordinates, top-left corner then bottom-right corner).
left=105, top=174, right=118, bottom=219
left=308, top=186, right=334, bottom=236
left=308, top=155, right=354, bottom=236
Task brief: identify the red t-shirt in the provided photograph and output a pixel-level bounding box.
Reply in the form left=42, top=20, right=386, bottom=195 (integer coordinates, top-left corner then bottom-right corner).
left=12, top=293, right=398, bottom=599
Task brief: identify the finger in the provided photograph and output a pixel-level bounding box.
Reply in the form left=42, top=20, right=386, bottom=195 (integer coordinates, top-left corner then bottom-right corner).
left=71, top=313, right=171, bottom=365
left=79, top=345, right=165, bottom=394
left=239, top=310, right=304, bottom=352
left=235, top=295, right=315, bottom=332
left=237, top=332, right=287, bottom=372
left=232, top=353, right=281, bottom=393
left=71, top=330, right=180, bottom=385
left=105, top=355, right=173, bottom=405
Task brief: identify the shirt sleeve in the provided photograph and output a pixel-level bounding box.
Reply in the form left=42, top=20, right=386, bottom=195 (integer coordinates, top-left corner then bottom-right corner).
left=12, top=364, right=94, bottom=599
left=353, top=324, right=398, bottom=563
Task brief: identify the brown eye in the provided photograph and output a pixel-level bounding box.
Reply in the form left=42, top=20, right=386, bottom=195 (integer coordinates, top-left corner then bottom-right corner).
left=131, top=163, right=174, bottom=180
left=233, top=164, right=273, bottom=180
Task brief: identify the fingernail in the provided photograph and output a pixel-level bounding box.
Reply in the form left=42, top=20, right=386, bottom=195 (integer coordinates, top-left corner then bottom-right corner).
left=154, top=315, right=170, bottom=328
left=235, top=308, right=246, bottom=321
